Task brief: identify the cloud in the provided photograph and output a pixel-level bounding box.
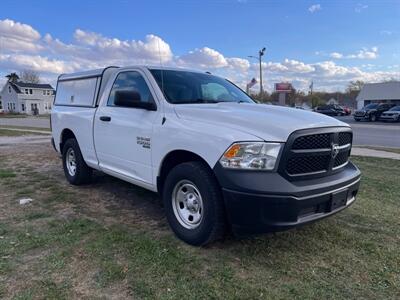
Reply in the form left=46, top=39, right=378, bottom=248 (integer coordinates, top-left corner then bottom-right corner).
left=0, top=54, right=79, bottom=74
left=330, top=52, right=344, bottom=59
left=0, top=19, right=40, bottom=41
left=0, top=18, right=398, bottom=93
left=355, top=3, right=368, bottom=13
left=308, top=4, right=321, bottom=13
left=348, top=47, right=378, bottom=59
left=328, top=47, right=378, bottom=60
left=226, top=57, right=250, bottom=71
left=72, top=30, right=173, bottom=63
left=177, top=47, right=228, bottom=68
left=380, top=30, right=393, bottom=36
left=0, top=19, right=43, bottom=53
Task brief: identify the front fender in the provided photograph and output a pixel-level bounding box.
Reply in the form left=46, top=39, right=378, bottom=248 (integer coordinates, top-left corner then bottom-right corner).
left=151, top=116, right=262, bottom=179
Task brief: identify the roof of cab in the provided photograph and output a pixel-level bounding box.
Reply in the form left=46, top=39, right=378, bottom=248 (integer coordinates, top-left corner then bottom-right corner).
left=58, top=65, right=211, bottom=82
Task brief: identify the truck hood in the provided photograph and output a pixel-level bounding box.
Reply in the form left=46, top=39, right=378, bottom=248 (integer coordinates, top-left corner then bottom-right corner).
left=174, top=102, right=348, bottom=142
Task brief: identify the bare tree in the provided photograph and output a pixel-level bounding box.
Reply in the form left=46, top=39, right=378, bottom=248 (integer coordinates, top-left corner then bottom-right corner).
left=19, top=70, right=40, bottom=84
left=346, top=80, right=364, bottom=93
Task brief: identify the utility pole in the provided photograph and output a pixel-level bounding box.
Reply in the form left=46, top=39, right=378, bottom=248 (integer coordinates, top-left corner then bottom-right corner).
left=249, top=47, right=266, bottom=95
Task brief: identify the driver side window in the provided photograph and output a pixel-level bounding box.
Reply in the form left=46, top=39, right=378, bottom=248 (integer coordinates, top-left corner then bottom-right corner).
left=108, top=71, right=154, bottom=106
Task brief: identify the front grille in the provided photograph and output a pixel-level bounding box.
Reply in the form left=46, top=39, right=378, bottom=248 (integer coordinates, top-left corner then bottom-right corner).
left=280, top=128, right=352, bottom=180
left=338, top=132, right=352, bottom=146
left=292, top=133, right=331, bottom=149
left=354, top=111, right=365, bottom=116
left=334, top=150, right=350, bottom=167
left=287, top=154, right=330, bottom=175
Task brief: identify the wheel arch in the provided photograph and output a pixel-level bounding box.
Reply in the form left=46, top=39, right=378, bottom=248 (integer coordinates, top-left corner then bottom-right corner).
left=157, top=149, right=216, bottom=194
left=60, top=128, right=77, bottom=152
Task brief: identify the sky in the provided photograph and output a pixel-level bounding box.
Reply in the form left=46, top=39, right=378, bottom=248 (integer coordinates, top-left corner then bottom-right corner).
left=0, top=0, right=399, bottom=93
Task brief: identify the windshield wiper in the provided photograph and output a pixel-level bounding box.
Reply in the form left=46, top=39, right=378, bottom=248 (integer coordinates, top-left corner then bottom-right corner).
left=215, top=99, right=249, bottom=103
left=176, top=99, right=221, bottom=104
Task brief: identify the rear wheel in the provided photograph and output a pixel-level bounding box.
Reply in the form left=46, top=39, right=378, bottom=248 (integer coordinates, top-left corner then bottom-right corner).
left=62, top=138, right=92, bottom=185
left=163, top=162, right=226, bottom=246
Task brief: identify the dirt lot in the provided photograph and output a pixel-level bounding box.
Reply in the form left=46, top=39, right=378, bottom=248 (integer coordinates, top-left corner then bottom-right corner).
left=0, top=141, right=399, bottom=299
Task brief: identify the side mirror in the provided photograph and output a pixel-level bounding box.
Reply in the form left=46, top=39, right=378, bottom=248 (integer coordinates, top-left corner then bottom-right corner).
left=114, top=90, right=156, bottom=111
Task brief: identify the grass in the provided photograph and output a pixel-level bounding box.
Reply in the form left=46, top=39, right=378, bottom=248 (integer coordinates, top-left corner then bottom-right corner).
left=0, top=169, right=16, bottom=178
left=0, top=149, right=399, bottom=299
left=0, top=113, right=27, bottom=118
left=0, top=125, right=51, bottom=132
left=0, top=114, right=49, bottom=119
left=359, top=146, right=400, bottom=155
left=0, top=129, right=49, bottom=136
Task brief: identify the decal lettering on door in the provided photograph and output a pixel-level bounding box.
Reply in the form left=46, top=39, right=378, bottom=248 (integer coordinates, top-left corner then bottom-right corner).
left=137, top=137, right=151, bottom=149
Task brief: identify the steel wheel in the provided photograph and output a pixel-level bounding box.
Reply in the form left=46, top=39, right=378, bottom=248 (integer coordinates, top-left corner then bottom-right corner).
left=66, top=148, right=77, bottom=176
left=172, top=180, right=204, bottom=229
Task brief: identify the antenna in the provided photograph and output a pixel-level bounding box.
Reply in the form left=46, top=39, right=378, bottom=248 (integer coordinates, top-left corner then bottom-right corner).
left=157, top=39, right=165, bottom=99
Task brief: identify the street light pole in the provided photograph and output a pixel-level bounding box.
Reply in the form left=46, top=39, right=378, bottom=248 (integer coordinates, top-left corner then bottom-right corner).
left=249, top=47, right=266, bottom=95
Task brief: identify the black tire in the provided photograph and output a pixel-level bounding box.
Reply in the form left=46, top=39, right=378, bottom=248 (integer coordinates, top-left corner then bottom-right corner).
left=62, top=138, right=92, bottom=185
left=162, top=161, right=226, bottom=246
left=369, top=114, right=377, bottom=122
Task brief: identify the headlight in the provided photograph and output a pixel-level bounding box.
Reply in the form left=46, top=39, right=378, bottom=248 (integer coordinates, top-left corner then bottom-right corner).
left=219, top=142, right=282, bottom=170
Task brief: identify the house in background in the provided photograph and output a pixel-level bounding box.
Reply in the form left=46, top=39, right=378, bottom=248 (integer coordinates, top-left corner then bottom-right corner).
left=0, top=81, right=55, bottom=115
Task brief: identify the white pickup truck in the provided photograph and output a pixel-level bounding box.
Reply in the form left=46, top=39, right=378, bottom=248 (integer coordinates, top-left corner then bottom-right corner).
left=51, top=66, right=361, bottom=246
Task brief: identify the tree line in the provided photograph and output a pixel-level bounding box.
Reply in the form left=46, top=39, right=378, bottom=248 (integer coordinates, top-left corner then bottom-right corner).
left=252, top=79, right=398, bottom=108
left=5, top=70, right=41, bottom=84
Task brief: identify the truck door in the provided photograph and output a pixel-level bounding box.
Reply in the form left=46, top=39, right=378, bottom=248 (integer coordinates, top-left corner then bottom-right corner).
left=93, top=70, right=159, bottom=185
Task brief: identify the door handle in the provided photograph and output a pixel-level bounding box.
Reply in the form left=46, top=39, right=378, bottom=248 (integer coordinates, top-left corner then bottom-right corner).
left=100, top=116, right=111, bottom=122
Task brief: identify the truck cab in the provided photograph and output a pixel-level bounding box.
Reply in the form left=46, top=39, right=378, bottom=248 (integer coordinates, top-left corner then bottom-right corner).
left=51, top=66, right=361, bottom=246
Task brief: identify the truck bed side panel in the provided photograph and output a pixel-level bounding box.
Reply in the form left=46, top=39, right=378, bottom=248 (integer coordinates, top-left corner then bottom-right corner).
left=52, top=105, right=99, bottom=168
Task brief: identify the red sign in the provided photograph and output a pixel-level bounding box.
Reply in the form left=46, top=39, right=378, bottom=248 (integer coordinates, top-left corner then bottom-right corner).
left=275, top=83, right=293, bottom=92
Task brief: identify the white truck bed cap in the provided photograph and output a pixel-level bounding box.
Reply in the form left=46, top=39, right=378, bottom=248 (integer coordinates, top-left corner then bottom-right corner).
left=58, top=66, right=119, bottom=81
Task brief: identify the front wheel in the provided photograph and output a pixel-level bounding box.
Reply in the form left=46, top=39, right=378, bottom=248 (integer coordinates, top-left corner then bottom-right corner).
left=62, top=138, right=92, bottom=185
left=369, top=114, right=377, bottom=122
left=163, top=162, right=226, bottom=246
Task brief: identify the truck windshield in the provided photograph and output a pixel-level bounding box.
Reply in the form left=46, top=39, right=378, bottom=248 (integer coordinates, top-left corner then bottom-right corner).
left=150, top=69, right=254, bottom=104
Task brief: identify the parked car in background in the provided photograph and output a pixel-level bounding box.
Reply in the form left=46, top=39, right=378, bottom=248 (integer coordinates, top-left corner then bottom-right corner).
left=314, top=104, right=346, bottom=116
left=343, top=106, right=352, bottom=115
left=295, top=106, right=312, bottom=111
left=354, top=103, right=395, bottom=122
left=379, top=106, right=400, bottom=122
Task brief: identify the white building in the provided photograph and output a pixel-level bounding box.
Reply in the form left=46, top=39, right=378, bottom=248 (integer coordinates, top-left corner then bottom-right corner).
left=356, top=81, right=400, bottom=109
left=327, top=98, right=338, bottom=105
left=0, top=81, right=55, bottom=115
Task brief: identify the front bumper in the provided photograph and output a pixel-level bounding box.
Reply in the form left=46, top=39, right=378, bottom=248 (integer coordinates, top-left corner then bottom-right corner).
left=380, top=115, right=399, bottom=121
left=354, top=113, right=368, bottom=120
left=214, top=161, right=361, bottom=235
